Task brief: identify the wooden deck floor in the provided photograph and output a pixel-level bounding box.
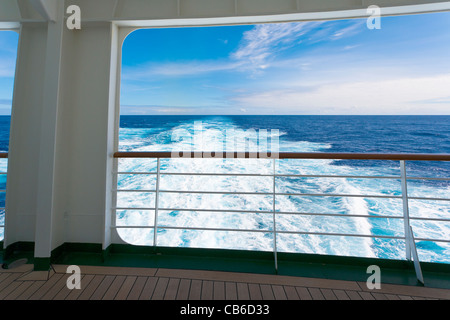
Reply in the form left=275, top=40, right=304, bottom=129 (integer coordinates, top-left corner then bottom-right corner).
left=0, top=264, right=449, bottom=301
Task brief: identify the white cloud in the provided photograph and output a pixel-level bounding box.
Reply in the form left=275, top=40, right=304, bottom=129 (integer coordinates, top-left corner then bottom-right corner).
left=230, top=20, right=366, bottom=75
left=120, top=104, right=198, bottom=115
left=331, top=22, right=364, bottom=39
left=120, top=104, right=232, bottom=115
left=122, top=59, right=243, bottom=79
left=119, top=19, right=449, bottom=116
left=122, top=20, right=365, bottom=81
left=231, top=22, right=322, bottom=71
left=343, top=45, right=361, bottom=51
left=232, top=73, right=450, bottom=115
left=0, top=58, right=16, bottom=78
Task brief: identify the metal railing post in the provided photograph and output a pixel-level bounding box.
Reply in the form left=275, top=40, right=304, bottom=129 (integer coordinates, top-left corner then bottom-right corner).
left=400, top=160, right=424, bottom=284
left=400, top=160, right=412, bottom=261
left=409, top=226, right=425, bottom=285
left=273, top=158, right=278, bottom=272
left=153, top=158, right=161, bottom=247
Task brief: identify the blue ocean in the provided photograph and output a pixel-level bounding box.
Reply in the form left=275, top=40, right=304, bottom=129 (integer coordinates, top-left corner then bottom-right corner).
left=1, top=115, right=450, bottom=264
left=116, top=115, right=450, bottom=263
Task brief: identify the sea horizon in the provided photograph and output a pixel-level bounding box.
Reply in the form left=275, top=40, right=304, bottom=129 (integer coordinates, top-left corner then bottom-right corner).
left=114, top=115, right=450, bottom=263
left=0, top=114, right=448, bottom=261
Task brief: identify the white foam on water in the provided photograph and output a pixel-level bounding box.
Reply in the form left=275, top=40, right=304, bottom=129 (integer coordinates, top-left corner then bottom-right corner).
left=115, top=118, right=450, bottom=262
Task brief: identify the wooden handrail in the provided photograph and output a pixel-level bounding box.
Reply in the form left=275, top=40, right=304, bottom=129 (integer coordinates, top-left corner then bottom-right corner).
left=0, top=153, right=7, bottom=158
left=113, top=151, right=450, bottom=161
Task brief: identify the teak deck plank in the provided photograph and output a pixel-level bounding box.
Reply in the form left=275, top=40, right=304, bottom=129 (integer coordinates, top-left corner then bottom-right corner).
left=77, top=275, right=105, bottom=300
left=332, top=289, right=350, bottom=300
left=28, top=273, right=64, bottom=300
left=41, top=273, right=71, bottom=300
left=0, top=277, right=23, bottom=300
left=0, top=265, right=448, bottom=301
left=272, top=285, right=287, bottom=300
left=65, top=274, right=95, bottom=300
left=3, top=281, right=34, bottom=300
left=114, top=276, right=137, bottom=300
left=295, top=287, right=313, bottom=300
left=126, top=276, right=147, bottom=300
left=103, top=275, right=126, bottom=300
left=308, top=288, right=325, bottom=300
left=248, top=283, right=263, bottom=300
left=152, top=277, right=169, bottom=300
left=213, top=281, right=225, bottom=300
left=89, top=275, right=115, bottom=300
left=201, top=280, right=214, bottom=300
left=260, top=284, right=275, bottom=300
left=139, top=277, right=158, bottom=300
left=283, top=286, right=299, bottom=300
left=176, top=278, right=191, bottom=300
left=236, top=282, right=250, bottom=300
left=225, top=282, right=237, bottom=300
left=188, top=279, right=202, bottom=300
left=164, top=278, right=180, bottom=300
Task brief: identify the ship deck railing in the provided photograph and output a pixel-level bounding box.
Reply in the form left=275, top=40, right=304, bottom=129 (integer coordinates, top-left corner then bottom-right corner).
left=112, top=151, right=450, bottom=285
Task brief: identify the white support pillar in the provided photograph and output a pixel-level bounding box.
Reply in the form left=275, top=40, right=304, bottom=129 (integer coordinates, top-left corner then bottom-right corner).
left=4, top=23, right=48, bottom=251
left=103, top=22, right=120, bottom=253
left=33, top=1, right=64, bottom=269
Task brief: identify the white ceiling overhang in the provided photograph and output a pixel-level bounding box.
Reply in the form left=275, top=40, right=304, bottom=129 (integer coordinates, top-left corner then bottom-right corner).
left=28, top=0, right=58, bottom=22
left=0, top=0, right=449, bottom=28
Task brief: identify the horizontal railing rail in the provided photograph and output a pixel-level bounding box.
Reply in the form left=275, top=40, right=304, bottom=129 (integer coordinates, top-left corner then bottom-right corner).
left=112, top=151, right=450, bottom=284
left=114, top=151, right=450, bottom=161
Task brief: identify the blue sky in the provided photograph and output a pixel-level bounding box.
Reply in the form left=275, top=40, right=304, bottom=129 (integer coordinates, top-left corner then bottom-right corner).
left=0, top=12, right=449, bottom=116
left=120, top=11, right=450, bottom=115
left=0, top=31, right=18, bottom=115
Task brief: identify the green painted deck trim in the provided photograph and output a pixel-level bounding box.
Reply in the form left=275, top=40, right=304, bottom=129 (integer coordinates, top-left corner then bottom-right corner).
left=2, top=241, right=34, bottom=261
left=2, top=241, right=450, bottom=289
left=33, top=257, right=51, bottom=271
left=52, top=242, right=450, bottom=289
left=0, top=241, right=35, bottom=270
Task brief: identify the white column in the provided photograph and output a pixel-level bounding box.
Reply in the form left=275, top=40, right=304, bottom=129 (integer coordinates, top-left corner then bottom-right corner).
left=103, top=22, right=120, bottom=251
left=4, top=23, right=48, bottom=248
left=33, top=1, right=64, bottom=264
